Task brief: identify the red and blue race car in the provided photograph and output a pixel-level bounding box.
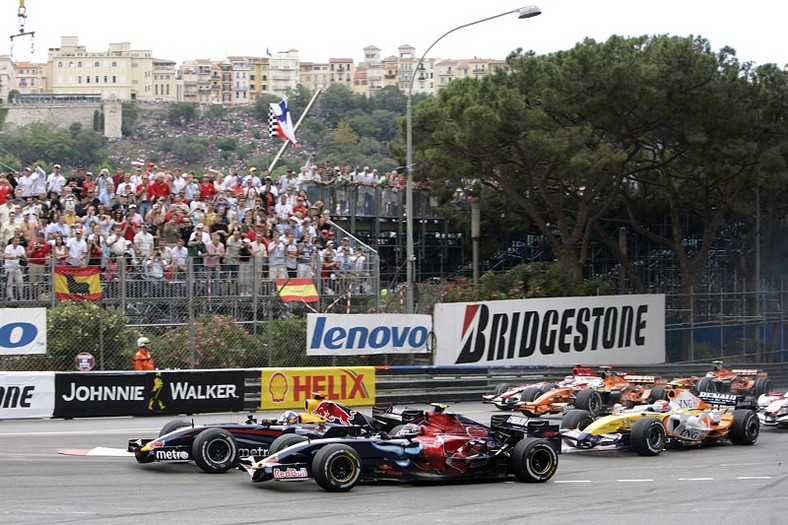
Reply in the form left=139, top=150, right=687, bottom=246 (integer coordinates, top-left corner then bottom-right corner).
left=241, top=404, right=560, bottom=491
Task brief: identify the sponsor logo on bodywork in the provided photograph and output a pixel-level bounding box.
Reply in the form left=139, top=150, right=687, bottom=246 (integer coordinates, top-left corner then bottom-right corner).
left=154, top=448, right=191, bottom=461
left=273, top=466, right=309, bottom=479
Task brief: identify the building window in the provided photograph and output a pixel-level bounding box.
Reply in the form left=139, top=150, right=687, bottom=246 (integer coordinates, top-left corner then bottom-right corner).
left=58, top=62, right=63, bottom=68
left=77, top=61, right=82, bottom=67
left=77, top=76, right=81, bottom=84
left=166, top=85, right=170, bottom=95
left=95, top=76, right=99, bottom=83
left=104, top=76, right=108, bottom=83
left=112, top=76, right=116, bottom=83
left=112, top=61, right=117, bottom=67
left=86, top=76, right=90, bottom=83
left=94, top=61, right=100, bottom=67
left=68, top=62, right=74, bottom=68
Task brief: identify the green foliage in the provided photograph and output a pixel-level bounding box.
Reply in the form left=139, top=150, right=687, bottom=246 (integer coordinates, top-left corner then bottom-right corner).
left=121, top=103, right=139, bottom=136
left=215, top=137, right=237, bottom=151
left=0, top=122, right=107, bottom=168
left=44, top=303, right=139, bottom=371
left=152, top=315, right=253, bottom=369
left=167, top=102, right=198, bottom=125
left=204, top=104, right=228, bottom=119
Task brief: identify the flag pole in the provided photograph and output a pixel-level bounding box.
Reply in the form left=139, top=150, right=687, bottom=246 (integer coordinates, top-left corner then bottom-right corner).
left=267, top=88, right=322, bottom=173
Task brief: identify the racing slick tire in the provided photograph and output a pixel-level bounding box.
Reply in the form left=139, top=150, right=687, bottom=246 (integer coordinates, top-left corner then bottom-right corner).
left=648, top=385, right=669, bottom=402
left=312, top=444, right=362, bottom=492
left=510, top=438, right=558, bottom=483
left=560, top=409, right=595, bottom=432
left=159, top=419, right=192, bottom=437
left=754, top=377, right=772, bottom=398
left=730, top=409, right=760, bottom=446
left=539, top=383, right=559, bottom=395
left=521, top=386, right=542, bottom=402
left=574, top=389, right=604, bottom=416
left=191, top=428, right=238, bottom=473
left=494, top=383, right=513, bottom=396
left=268, top=433, right=308, bottom=455
left=695, top=377, right=717, bottom=394
left=630, top=418, right=666, bottom=456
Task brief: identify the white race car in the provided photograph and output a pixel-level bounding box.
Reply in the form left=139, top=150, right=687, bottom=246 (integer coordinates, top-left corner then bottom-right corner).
left=757, top=391, right=788, bottom=428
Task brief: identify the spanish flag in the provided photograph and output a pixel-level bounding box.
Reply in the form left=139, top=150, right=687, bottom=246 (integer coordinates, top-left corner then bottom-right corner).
left=276, top=278, right=319, bottom=303
left=55, top=266, right=102, bottom=301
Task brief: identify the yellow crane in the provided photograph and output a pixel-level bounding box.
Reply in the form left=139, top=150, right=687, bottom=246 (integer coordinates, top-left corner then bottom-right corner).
left=10, top=0, right=35, bottom=57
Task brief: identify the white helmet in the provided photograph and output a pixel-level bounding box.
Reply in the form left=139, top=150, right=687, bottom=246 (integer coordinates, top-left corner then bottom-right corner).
left=137, top=337, right=150, bottom=347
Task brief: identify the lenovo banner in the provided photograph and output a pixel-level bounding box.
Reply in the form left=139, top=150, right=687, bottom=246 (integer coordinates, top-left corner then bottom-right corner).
left=54, top=370, right=244, bottom=418
left=307, top=314, right=432, bottom=355
left=434, top=294, right=665, bottom=366
left=0, top=308, right=47, bottom=355
left=260, top=367, right=375, bottom=410
left=0, top=372, right=55, bottom=419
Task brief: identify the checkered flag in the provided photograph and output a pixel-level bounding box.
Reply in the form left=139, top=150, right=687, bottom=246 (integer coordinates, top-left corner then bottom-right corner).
left=268, top=97, right=298, bottom=145
left=267, top=107, right=279, bottom=138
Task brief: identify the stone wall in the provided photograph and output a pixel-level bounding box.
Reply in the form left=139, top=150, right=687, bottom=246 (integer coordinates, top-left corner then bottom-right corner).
left=3, top=100, right=122, bottom=138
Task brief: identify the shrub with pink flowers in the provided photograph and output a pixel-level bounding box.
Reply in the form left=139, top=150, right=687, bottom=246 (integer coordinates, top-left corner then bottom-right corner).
left=153, top=315, right=253, bottom=369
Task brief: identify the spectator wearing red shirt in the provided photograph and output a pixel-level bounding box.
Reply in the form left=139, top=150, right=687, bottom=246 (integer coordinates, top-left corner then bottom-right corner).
left=148, top=173, right=171, bottom=202
left=0, top=174, right=12, bottom=205
left=199, top=175, right=216, bottom=202
left=27, top=231, right=50, bottom=299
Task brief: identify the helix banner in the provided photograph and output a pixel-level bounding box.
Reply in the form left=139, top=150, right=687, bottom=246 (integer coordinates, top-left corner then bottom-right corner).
left=260, top=367, right=376, bottom=410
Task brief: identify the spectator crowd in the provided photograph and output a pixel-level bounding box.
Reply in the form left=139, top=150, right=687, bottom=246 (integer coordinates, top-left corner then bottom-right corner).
left=0, top=160, right=401, bottom=301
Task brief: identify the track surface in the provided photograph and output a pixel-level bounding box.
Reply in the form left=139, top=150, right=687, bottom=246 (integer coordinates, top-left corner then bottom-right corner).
left=1, top=402, right=786, bottom=525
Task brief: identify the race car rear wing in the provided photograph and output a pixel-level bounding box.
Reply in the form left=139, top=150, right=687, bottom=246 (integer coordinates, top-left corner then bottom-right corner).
left=697, top=391, right=756, bottom=409
left=490, top=414, right=561, bottom=454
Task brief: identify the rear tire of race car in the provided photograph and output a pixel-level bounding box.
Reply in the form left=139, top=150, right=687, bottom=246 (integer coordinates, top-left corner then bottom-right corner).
left=539, top=383, right=559, bottom=395
left=754, top=377, right=772, bottom=398
left=630, top=418, right=666, bottom=456
left=494, top=383, right=513, bottom=396
left=560, top=409, right=594, bottom=432
left=574, top=389, right=603, bottom=416
left=159, top=419, right=192, bottom=437
left=312, top=444, right=362, bottom=492
left=522, top=386, right=542, bottom=402
left=695, top=377, right=716, bottom=394
left=268, top=433, right=308, bottom=455
left=510, top=438, right=558, bottom=483
left=191, top=428, right=238, bottom=474
left=648, top=386, right=668, bottom=402
left=730, top=409, right=759, bottom=445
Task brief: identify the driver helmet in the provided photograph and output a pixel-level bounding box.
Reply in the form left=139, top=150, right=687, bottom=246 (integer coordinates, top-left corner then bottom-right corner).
left=277, top=410, right=300, bottom=425
left=396, top=423, right=421, bottom=436
left=653, top=400, right=670, bottom=413
left=137, top=337, right=150, bottom=347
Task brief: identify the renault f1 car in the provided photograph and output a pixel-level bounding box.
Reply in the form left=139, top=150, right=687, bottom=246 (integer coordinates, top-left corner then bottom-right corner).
left=560, top=390, right=759, bottom=455
left=757, top=391, right=788, bottom=428
left=127, top=395, right=374, bottom=473
left=241, top=404, right=560, bottom=492
left=481, top=364, right=600, bottom=411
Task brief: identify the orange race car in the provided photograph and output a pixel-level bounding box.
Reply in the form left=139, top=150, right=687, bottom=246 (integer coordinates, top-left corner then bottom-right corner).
left=673, top=361, right=771, bottom=397
left=518, top=366, right=685, bottom=417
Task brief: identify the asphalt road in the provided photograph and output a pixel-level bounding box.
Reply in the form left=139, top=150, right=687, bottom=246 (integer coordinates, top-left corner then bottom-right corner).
left=0, top=403, right=786, bottom=525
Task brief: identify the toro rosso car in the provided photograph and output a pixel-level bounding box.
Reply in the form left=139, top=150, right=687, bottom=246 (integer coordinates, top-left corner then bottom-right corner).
left=560, top=390, right=759, bottom=456
left=241, top=404, right=560, bottom=492
left=128, top=395, right=374, bottom=473
left=482, top=364, right=600, bottom=411
left=757, top=391, right=788, bottom=428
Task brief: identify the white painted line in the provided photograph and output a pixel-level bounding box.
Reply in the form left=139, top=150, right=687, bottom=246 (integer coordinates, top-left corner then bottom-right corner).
left=554, top=480, right=593, bottom=483
left=736, top=476, right=772, bottom=480
left=616, top=479, right=654, bottom=482
left=678, top=477, right=714, bottom=481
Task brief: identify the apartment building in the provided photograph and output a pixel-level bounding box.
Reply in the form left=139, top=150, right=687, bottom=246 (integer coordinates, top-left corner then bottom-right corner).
left=179, top=59, right=213, bottom=104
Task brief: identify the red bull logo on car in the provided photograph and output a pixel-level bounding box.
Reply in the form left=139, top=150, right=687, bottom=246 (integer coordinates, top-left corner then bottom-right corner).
left=260, top=367, right=376, bottom=410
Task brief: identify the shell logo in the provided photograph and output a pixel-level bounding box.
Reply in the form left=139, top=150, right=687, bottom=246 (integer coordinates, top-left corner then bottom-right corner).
left=268, top=371, right=289, bottom=403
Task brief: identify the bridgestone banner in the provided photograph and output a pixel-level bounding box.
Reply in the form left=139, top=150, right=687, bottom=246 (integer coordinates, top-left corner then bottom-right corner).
left=54, top=370, right=244, bottom=418
left=434, top=294, right=665, bottom=366
left=0, top=372, right=55, bottom=419
left=307, top=314, right=432, bottom=355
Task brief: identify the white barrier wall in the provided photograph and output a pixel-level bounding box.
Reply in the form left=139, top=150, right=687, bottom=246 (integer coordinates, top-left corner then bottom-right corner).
left=0, top=372, right=55, bottom=419
left=434, top=294, right=665, bottom=366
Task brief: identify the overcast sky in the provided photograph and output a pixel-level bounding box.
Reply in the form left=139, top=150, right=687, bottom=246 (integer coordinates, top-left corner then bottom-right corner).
left=2, top=0, right=785, bottom=67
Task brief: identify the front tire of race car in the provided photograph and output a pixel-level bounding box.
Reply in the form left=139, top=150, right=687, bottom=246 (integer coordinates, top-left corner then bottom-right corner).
left=648, top=385, right=668, bottom=402
left=630, top=418, right=666, bottom=456
left=539, top=383, right=559, bottom=395
left=159, top=419, right=192, bottom=437
left=695, top=377, right=716, bottom=394
left=312, top=444, right=362, bottom=492
left=560, top=409, right=594, bottom=432
left=494, top=383, right=513, bottom=396
left=574, top=389, right=603, bottom=416
left=511, top=438, right=558, bottom=483
left=730, top=409, right=759, bottom=445
left=191, top=428, right=238, bottom=473
left=268, top=433, right=308, bottom=455
left=521, top=386, right=542, bottom=402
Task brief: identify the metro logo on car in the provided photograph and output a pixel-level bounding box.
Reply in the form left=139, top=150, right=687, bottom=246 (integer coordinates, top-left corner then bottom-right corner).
left=260, top=367, right=375, bottom=410
left=307, top=314, right=432, bottom=355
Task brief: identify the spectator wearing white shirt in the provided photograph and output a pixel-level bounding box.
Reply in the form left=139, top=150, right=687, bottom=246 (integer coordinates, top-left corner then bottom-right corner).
left=65, top=229, right=88, bottom=266
left=47, top=164, right=67, bottom=197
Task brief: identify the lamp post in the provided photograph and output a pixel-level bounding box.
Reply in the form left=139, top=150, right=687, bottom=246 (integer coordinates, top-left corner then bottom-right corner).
left=405, top=5, right=541, bottom=313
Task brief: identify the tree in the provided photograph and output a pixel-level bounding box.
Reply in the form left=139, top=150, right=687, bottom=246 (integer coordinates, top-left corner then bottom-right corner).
left=167, top=102, right=198, bottom=125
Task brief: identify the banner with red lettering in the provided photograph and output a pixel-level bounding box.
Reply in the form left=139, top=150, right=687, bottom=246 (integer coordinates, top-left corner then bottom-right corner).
left=260, top=367, right=375, bottom=410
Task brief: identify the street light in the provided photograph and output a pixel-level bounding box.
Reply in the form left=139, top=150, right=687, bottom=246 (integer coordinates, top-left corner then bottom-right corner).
left=405, top=5, right=542, bottom=313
